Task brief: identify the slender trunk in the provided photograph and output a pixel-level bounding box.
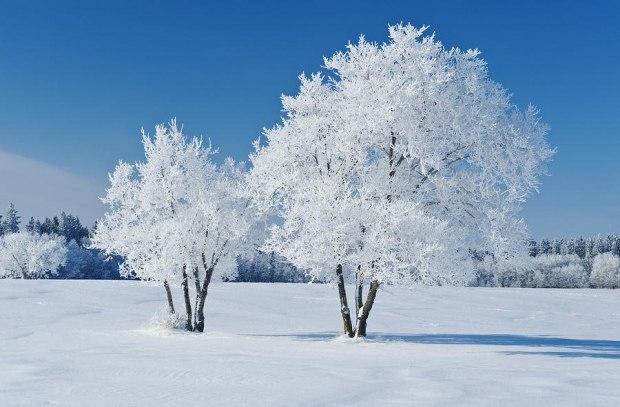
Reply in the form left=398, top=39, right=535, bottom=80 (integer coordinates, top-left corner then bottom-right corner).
left=193, top=266, right=201, bottom=294
left=192, top=267, right=201, bottom=327
left=194, top=258, right=215, bottom=333
left=355, top=280, right=380, bottom=337
left=163, top=280, right=175, bottom=315
left=181, top=266, right=193, bottom=331
left=336, top=264, right=354, bottom=337
left=355, top=267, right=364, bottom=319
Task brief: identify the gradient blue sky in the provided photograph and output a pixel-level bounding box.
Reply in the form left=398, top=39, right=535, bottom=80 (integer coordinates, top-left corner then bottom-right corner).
left=0, top=0, right=618, bottom=237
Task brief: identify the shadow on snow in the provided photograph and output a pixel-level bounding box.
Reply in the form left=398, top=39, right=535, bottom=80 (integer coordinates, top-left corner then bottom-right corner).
left=246, top=332, right=620, bottom=359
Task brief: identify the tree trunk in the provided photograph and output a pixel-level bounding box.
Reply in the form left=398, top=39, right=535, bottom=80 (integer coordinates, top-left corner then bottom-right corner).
left=192, top=266, right=201, bottom=294
left=355, top=267, right=363, bottom=320
left=194, top=261, right=215, bottom=333
left=355, top=280, right=379, bottom=337
left=181, top=266, right=193, bottom=331
left=163, top=280, right=175, bottom=315
left=336, top=264, right=354, bottom=337
left=192, top=266, right=202, bottom=327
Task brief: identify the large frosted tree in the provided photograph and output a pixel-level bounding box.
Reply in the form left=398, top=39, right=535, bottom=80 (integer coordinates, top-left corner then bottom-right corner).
left=249, top=24, right=553, bottom=337
left=92, top=120, right=253, bottom=332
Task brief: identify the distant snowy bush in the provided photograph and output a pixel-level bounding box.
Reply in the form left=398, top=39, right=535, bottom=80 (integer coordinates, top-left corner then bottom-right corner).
left=0, top=232, right=67, bottom=279
left=473, top=254, right=589, bottom=288
left=532, top=254, right=589, bottom=288
left=492, top=264, right=537, bottom=288
left=590, top=253, right=620, bottom=288
left=542, top=263, right=588, bottom=288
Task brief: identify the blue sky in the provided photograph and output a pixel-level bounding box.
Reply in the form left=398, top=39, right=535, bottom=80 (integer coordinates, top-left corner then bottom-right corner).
left=0, top=0, right=618, bottom=237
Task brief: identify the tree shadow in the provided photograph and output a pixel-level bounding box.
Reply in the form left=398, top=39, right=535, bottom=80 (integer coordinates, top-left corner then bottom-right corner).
left=247, top=332, right=620, bottom=359
left=501, top=350, right=620, bottom=360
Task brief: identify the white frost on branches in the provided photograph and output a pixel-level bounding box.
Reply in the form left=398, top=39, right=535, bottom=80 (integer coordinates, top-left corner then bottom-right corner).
left=249, top=24, right=553, bottom=286
left=0, top=232, right=67, bottom=279
left=591, top=253, right=620, bottom=288
left=92, top=120, right=253, bottom=286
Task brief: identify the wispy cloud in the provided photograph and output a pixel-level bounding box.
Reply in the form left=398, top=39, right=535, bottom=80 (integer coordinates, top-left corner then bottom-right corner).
left=0, top=150, right=105, bottom=226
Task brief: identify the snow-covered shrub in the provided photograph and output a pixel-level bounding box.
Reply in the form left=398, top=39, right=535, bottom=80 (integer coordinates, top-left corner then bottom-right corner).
left=590, top=253, right=620, bottom=288
left=471, top=259, right=496, bottom=287
left=0, top=232, right=67, bottom=279
left=532, top=254, right=588, bottom=288
left=150, top=308, right=187, bottom=330
left=493, top=262, right=536, bottom=288
left=543, top=263, right=588, bottom=288
left=472, top=254, right=588, bottom=288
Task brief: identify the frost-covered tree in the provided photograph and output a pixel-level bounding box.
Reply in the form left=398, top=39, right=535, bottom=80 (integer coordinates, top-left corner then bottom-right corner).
left=590, top=253, right=620, bottom=288
left=249, top=24, right=552, bottom=337
left=0, top=203, right=20, bottom=235
left=0, top=232, right=67, bottom=279
left=92, top=120, right=253, bottom=331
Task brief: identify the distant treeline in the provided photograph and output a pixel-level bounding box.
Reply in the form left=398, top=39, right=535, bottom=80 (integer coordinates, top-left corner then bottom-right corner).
left=0, top=203, right=121, bottom=279
left=528, top=235, right=620, bottom=258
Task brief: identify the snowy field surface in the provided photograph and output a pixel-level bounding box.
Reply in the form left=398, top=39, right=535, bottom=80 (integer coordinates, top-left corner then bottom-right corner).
left=0, top=281, right=619, bottom=406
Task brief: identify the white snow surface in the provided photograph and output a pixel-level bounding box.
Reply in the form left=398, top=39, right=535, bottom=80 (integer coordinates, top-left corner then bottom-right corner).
left=0, top=281, right=618, bottom=406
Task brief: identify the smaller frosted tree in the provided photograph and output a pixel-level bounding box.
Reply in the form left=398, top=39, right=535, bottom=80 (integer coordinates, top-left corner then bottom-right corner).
left=0, top=232, right=67, bottom=279
left=92, top=120, right=254, bottom=332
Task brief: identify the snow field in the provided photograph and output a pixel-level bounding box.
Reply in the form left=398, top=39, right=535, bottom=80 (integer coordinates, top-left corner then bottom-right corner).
left=0, top=280, right=618, bottom=406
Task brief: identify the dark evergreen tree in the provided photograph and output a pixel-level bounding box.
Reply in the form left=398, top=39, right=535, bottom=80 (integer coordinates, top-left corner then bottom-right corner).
left=0, top=203, right=20, bottom=234
left=596, top=235, right=610, bottom=254
left=25, top=217, right=37, bottom=233
left=539, top=239, right=552, bottom=255
left=552, top=239, right=562, bottom=254
left=574, top=237, right=586, bottom=259
left=585, top=238, right=596, bottom=258
left=57, top=212, right=90, bottom=245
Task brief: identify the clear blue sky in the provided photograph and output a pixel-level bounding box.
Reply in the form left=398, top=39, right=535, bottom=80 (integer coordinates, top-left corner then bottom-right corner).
left=0, top=0, right=618, bottom=238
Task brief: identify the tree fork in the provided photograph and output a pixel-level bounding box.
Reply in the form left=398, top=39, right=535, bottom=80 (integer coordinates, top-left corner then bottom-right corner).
left=163, top=279, right=175, bottom=315
left=181, top=266, right=193, bottom=331
left=355, top=280, right=380, bottom=337
left=194, top=254, right=215, bottom=332
left=336, top=264, right=354, bottom=337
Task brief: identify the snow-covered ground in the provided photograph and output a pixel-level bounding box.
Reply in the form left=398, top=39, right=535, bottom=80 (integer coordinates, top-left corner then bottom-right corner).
left=0, top=281, right=618, bottom=406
